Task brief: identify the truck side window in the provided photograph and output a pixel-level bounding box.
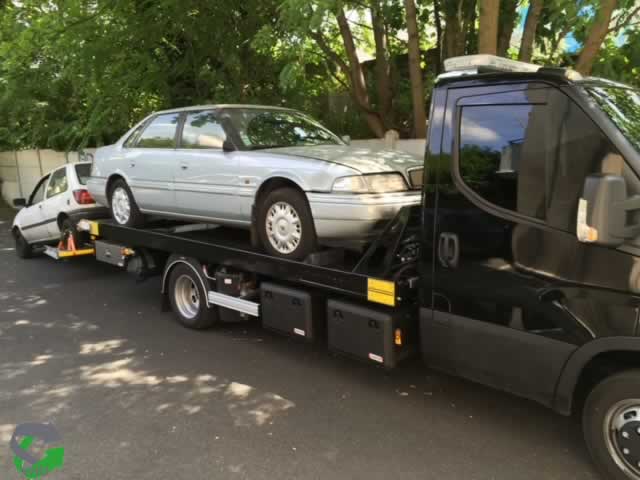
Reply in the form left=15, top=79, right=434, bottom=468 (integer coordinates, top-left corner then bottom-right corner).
left=459, top=104, right=547, bottom=220
left=458, top=91, right=618, bottom=231
left=544, top=89, right=618, bottom=232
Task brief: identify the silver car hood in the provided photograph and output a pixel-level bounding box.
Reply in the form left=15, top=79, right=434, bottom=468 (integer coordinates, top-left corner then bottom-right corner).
left=259, top=145, right=422, bottom=174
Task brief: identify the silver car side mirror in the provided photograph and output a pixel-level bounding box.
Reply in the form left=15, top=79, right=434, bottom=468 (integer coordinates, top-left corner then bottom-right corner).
left=341, top=135, right=351, bottom=145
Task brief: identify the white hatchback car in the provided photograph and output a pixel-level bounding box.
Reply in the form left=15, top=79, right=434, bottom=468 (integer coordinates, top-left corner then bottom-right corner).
left=11, top=162, right=108, bottom=258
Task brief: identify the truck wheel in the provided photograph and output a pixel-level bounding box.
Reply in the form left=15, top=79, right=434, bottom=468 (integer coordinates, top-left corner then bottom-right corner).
left=257, top=187, right=316, bottom=261
left=583, top=370, right=640, bottom=480
left=109, top=179, right=145, bottom=227
left=167, top=264, right=218, bottom=329
left=13, top=229, right=33, bottom=259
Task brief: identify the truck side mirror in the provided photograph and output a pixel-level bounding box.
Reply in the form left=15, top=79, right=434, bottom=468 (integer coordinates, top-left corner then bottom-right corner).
left=577, top=174, right=640, bottom=246
left=13, top=198, right=26, bottom=208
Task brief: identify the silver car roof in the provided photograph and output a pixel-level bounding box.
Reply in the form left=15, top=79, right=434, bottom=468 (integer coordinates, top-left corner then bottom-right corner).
left=154, top=104, right=298, bottom=115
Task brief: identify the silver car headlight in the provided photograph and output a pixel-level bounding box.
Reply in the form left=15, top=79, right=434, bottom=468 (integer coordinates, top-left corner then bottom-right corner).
left=332, top=176, right=369, bottom=193
left=332, top=174, right=408, bottom=193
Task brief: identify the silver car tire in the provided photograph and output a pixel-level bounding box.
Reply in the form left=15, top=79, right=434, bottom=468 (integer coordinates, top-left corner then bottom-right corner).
left=257, top=187, right=316, bottom=260
left=108, top=179, right=144, bottom=227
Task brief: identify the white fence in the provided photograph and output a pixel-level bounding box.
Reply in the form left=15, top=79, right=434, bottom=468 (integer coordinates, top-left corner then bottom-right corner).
left=0, top=139, right=425, bottom=206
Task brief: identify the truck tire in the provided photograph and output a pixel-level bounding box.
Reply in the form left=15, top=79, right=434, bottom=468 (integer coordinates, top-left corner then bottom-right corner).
left=257, top=187, right=316, bottom=261
left=13, top=229, right=33, bottom=259
left=583, top=369, right=640, bottom=480
left=167, top=264, right=218, bottom=329
left=109, top=179, right=145, bottom=227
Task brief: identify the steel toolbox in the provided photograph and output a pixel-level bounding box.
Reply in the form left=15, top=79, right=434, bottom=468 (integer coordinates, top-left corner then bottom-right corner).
left=327, top=299, right=416, bottom=368
left=260, top=282, right=325, bottom=341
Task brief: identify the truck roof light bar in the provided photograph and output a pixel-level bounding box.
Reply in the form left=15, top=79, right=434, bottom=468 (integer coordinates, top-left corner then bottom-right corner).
left=444, top=55, right=541, bottom=74
left=442, top=54, right=583, bottom=81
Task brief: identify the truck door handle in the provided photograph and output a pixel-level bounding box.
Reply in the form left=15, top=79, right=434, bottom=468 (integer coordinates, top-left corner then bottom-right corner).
left=438, top=232, right=460, bottom=268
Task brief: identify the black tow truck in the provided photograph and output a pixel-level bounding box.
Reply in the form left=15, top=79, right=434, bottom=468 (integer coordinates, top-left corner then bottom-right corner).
left=46, top=55, right=640, bottom=480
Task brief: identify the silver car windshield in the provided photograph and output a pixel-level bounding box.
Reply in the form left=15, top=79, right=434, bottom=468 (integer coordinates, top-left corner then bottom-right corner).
left=220, top=108, right=343, bottom=150
left=585, top=85, right=640, bottom=154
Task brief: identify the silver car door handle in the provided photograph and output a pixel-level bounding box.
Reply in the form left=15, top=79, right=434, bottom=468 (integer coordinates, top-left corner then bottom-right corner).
left=129, top=161, right=135, bottom=167
left=180, top=164, right=188, bottom=170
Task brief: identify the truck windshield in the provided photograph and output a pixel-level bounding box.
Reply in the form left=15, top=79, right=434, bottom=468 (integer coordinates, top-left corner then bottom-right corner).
left=586, top=85, right=640, bottom=154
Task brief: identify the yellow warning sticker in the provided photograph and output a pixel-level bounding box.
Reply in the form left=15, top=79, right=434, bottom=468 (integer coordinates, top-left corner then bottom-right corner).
left=367, top=278, right=396, bottom=307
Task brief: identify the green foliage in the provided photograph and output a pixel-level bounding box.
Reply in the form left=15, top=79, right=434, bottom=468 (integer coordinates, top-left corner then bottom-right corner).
left=0, top=0, right=638, bottom=149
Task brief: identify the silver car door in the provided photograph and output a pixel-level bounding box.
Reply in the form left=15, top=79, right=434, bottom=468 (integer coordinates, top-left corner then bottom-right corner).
left=19, top=174, right=51, bottom=242
left=174, top=110, right=245, bottom=222
left=127, top=112, right=181, bottom=213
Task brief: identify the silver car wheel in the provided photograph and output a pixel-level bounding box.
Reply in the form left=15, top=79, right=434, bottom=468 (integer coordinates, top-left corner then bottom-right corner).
left=174, top=274, right=200, bottom=320
left=604, top=399, right=640, bottom=479
left=111, top=187, right=131, bottom=225
left=265, top=201, right=302, bottom=254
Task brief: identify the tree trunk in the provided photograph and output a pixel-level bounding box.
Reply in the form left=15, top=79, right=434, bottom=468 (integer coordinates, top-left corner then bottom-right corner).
left=462, top=0, right=477, bottom=54
left=575, top=0, right=617, bottom=75
left=433, top=0, right=444, bottom=70
left=443, top=0, right=465, bottom=58
left=336, top=9, right=386, bottom=137
left=371, top=2, right=394, bottom=127
left=404, top=0, right=427, bottom=138
left=497, top=0, right=518, bottom=57
left=518, top=0, right=543, bottom=62
left=478, top=0, right=500, bottom=54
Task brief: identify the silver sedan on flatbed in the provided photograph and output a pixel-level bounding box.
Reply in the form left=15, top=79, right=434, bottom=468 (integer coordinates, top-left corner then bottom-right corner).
left=87, top=105, right=423, bottom=259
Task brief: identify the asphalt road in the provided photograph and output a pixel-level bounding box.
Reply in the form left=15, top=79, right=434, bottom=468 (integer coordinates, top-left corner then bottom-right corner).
left=0, top=209, right=601, bottom=480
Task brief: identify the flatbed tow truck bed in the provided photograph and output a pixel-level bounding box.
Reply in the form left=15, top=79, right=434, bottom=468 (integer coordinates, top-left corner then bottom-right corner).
left=47, top=206, right=421, bottom=368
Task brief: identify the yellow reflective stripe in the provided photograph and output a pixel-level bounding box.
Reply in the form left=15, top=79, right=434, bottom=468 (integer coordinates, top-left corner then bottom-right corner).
left=367, top=278, right=396, bottom=307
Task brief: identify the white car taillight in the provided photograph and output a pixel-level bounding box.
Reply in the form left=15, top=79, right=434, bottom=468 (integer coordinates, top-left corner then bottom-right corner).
left=73, top=189, right=95, bottom=205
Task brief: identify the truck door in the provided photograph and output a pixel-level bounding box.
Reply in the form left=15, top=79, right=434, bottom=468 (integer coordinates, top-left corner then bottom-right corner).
left=420, top=82, right=633, bottom=407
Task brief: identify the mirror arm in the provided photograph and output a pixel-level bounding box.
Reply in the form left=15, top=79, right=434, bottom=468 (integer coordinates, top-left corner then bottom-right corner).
left=616, top=195, right=640, bottom=238
left=618, top=195, right=640, bottom=211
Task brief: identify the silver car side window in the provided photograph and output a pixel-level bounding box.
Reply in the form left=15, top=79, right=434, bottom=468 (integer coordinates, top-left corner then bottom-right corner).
left=181, top=111, right=226, bottom=149
left=123, top=122, right=147, bottom=148
left=137, top=113, right=181, bottom=148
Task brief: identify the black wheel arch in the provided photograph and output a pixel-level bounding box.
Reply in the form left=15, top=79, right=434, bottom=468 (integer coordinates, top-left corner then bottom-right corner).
left=554, top=337, right=640, bottom=416
left=105, top=174, right=126, bottom=203
left=56, top=212, right=69, bottom=230
left=161, top=254, right=211, bottom=309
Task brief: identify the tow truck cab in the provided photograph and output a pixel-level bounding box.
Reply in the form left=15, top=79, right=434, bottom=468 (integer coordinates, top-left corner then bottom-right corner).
left=421, top=55, right=640, bottom=480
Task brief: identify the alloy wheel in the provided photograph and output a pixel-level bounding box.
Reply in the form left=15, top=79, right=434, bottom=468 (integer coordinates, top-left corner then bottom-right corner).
left=111, top=187, right=131, bottom=225
left=265, top=201, right=302, bottom=254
